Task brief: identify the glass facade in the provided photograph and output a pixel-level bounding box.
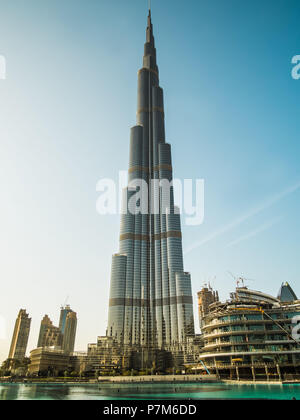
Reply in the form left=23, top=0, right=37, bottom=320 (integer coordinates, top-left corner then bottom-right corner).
left=107, top=11, right=195, bottom=357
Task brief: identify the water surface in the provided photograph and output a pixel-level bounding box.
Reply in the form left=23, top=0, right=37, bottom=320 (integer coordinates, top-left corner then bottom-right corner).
left=1, top=382, right=300, bottom=400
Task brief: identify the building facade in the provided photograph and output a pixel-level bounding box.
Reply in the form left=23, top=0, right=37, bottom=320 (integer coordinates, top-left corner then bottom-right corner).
left=36, top=307, right=77, bottom=353
left=107, top=10, right=195, bottom=368
left=75, top=337, right=123, bottom=376
left=197, top=285, right=219, bottom=329
left=28, top=348, right=71, bottom=376
left=37, top=315, right=63, bottom=349
left=8, top=309, right=31, bottom=360
left=198, top=293, right=300, bottom=380
left=59, top=305, right=74, bottom=335
left=62, top=311, right=77, bottom=353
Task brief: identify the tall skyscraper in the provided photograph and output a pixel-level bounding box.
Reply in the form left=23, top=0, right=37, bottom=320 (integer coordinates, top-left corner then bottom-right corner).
left=59, top=305, right=73, bottom=335
left=8, top=309, right=31, bottom=360
left=37, top=306, right=77, bottom=353
left=107, top=10, right=195, bottom=365
left=62, top=311, right=77, bottom=353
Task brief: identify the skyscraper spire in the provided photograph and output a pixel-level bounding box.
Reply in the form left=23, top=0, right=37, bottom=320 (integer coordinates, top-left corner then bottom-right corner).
left=107, top=10, right=195, bottom=369
left=146, top=5, right=154, bottom=48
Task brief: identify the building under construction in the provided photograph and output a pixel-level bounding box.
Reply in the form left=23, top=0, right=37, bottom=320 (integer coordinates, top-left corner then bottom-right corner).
left=198, top=285, right=219, bottom=329
left=197, top=284, right=300, bottom=381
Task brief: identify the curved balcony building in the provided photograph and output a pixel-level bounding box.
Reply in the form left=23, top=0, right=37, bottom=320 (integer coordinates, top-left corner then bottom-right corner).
left=230, top=287, right=280, bottom=305
left=199, top=299, right=300, bottom=380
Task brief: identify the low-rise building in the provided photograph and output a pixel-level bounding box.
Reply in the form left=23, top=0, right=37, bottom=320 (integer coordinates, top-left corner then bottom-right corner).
left=77, top=337, right=123, bottom=376
left=28, top=348, right=71, bottom=376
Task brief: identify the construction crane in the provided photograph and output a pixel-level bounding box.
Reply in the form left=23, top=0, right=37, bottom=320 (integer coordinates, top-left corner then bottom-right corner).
left=202, top=275, right=216, bottom=290
left=227, top=271, right=255, bottom=288
left=61, top=295, right=69, bottom=309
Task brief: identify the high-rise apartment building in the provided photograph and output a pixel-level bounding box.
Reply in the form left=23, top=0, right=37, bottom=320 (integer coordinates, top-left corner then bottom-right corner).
left=59, top=305, right=73, bottom=335
left=37, top=306, right=77, bottom=354
left=62, top=311, right=77, bottom=353
left=8, top=309, right=31, bottom=360
left=107, top=10, right=195, bottom=365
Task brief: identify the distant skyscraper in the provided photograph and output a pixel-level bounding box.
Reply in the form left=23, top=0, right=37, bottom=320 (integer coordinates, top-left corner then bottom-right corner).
left=62, top=311, right=77, bottom=353
left=37, top=315, right=63, bottom=349
left=107, top=11, right=195, bottom=362
left=59, top=305, right=73, bottom=335
left=37, top=306, right=77, bottom=353
left=8, top=309, right=31, bottom=360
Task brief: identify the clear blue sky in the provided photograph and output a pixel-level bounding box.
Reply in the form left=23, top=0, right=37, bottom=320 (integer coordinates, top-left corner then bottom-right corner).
left=0, top=0, right=299, bottom=362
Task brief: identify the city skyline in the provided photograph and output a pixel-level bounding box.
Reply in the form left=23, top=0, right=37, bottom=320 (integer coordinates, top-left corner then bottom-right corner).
left=1, top=0, right=300, bottom=362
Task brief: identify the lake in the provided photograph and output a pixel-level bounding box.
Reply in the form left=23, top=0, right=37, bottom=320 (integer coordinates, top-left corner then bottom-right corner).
left=1, top=382, right=300, bottom=400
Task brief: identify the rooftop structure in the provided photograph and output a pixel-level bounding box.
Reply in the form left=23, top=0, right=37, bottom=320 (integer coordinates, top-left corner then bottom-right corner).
left=230, top=287, right=280, bottom=306
left=277, top=282, right=298, bottom=303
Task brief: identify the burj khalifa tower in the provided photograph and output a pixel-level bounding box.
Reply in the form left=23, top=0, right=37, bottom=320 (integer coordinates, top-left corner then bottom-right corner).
left=107, top=10, right=195, bottom=365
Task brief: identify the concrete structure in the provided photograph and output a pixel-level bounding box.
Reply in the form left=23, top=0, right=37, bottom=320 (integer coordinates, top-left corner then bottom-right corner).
left=107, top=10, right=195, bottom=369
left=198, top=285, right=219, bottom=329
left=198, top=288, right=300, bottom=380
left=8, top=309, right=31, bottom=360
left=37, top=315, right=63, bottom=349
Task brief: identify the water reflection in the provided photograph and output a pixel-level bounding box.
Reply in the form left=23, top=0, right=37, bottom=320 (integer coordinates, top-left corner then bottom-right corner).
left=0, top=382, right=299, bottom=400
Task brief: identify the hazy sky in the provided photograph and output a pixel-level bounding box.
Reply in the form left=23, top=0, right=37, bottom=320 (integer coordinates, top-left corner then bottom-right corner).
left=0, top=0, right=299, bottom=362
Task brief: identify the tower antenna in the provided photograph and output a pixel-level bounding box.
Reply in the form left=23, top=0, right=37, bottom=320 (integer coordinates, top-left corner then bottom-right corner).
left=148, top=0, right=151, bottom=12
